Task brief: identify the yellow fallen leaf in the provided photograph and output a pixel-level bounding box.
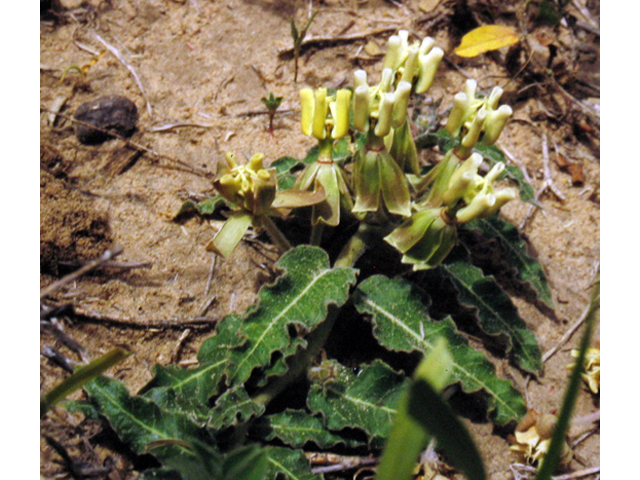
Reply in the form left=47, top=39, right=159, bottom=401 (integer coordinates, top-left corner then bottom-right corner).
left=454, top=25, right=520, bottom=58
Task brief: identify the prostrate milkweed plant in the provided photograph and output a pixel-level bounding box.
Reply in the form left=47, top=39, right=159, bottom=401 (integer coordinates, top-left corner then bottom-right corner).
left=59, top=29, right=569, bottom=480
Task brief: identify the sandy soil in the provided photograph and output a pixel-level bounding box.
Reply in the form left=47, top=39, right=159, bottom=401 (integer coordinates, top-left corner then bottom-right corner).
left=40, top=1, right=600, bottom=478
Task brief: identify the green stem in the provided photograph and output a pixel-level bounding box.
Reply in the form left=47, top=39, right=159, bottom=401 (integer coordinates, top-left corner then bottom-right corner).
left=334, top=222, right=375, bottom=268
left=310, top=222, right=324, bottom=246
left=258, top=215, right=292, bottom=253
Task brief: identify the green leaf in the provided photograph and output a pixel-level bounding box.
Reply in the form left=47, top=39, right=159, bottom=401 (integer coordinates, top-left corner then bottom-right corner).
left=63, top=400, right=102, bottom=420
left=264, top=446, right=321, bottom=480
left=407, top=379, right=486, bottom=480
left=224, top=445, right=270, bottom=480
left=84, top=376, right=208, bottom=474
left=174, top=195, right=229, bottom=218
left=464, top=215, right=553, bottom=308
left=140, top=314, right=246, bottom=415
left=442, top=248, right=542, bottom=374
left=375, top=339, right=454, bottom=480
left=255, top=409, right=362, bottom=449
left=353, top=275, right=527, bottom=424
left=225, top=245, right=358, bottom=385
left=307, top=359, right=407, bottom=446
left=474, top=143, right=537, bottom=203
left=141, top=246, right=355, bottom=423
left=207, top=385, right=265, bottom=430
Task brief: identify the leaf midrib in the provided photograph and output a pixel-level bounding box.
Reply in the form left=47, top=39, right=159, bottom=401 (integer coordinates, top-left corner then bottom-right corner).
left=362, top=297, right=521, bottom=420
left=445, top=263, right=538, bottom=369
left=232, top=267, right=334, bottom=381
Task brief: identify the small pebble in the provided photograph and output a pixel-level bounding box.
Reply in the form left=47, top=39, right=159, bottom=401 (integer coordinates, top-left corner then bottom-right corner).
left=74, top=95, right=138, bottom=145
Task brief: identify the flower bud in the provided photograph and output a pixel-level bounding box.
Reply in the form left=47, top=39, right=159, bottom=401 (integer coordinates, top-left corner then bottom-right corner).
left=379, top=67, right=394, bottom=94
left=445, top=92, right=469, bottom=136
left=419, top=36, right=435, bottom=56
left=483, top=104, right=512, bottom=145
left=300, top=88, right=315, bottom=137
left=374, top=92, right=395, bottom=137
left=456, top=192, right=496, bottom=223
left=382, top=34, right=403, bottom=71
left=392, top=81, right=412, bottom=128
left=400, top=44, right=420, bottom=85
left=461, top=108, right=486, bottom=149
left=415, top=47, right=444, bottom=94
left=312, top=88, right=329, bottom=139
left=330, top=89, right=352, bottom=139
left=354, top=69, right=368, bottom=90
left=448, top=152, right=483, bottom=189
left=353, top=85, right=370, bottom=133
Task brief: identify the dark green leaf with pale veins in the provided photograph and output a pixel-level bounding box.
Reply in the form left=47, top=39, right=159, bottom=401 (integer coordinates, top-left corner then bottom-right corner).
left=442, top=249, right=542, bottom=374
left=464, top=215, right=553, bottom=308
left=354, top=275, right=527, bottom=425
left=84, top=376, right=209, bottom=478
left=255, top=409, right=362, bottom=449
left=226, top=245, right=358, bottom=385
left=265, top=446, right=321, bottom=480
left=307, top=360, right=407, bottom=447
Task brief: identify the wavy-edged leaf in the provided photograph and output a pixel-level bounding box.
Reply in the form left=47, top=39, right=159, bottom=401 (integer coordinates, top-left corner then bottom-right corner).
left=174, top=195, right=229, bottom=218
left=464, top=215, right=553, bottom=308
left=207, top=385, right=265, bottom=430
left=307, top=359, right=407, bottom=447
left=84, top=376, right=209, bottom=478
left=454, top=25, right=520, bottom=58
left=264, top=446, right=321, bottom=480
left=442, top=249, right=542, bottom=374
left=225, top=245, right=358, bottom=385
left=140, top=314, right=246, bottom=414
left=354, top=275, right=526, bottom=425
left=255, top=409, right=362, bottom=449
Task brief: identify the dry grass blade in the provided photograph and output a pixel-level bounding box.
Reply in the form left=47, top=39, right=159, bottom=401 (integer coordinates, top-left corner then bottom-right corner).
left=93, top=32, right=153, bottom=116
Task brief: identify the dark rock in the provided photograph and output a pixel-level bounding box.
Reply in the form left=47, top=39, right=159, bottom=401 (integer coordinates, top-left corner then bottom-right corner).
left=74, top=95, right=138, bottom=145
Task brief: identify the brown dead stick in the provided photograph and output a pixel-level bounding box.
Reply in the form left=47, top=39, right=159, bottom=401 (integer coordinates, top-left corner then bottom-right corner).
left=71, top=303, right=220, bottom=330
left=278, top=26, right=398, bottom=58
left=40, top=246, right=124, bottom=300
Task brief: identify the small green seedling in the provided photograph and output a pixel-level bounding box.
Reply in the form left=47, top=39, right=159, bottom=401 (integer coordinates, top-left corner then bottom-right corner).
left=59, top=49, right=106, bottom=83
left=290, top=10, right=318, bottom=82
left=260, top=92, right=283, bottom=136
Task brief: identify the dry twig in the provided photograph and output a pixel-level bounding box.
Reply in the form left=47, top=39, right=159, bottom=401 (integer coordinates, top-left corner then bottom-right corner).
left=511, top=120, right=566, bottom=230
left=93, top=32, right=153, bottom=116
left=542, top=261, right=599, bottom=363
left=40, top=246, right=124, bottom=300
left=278, top=26, right=398, bottom=57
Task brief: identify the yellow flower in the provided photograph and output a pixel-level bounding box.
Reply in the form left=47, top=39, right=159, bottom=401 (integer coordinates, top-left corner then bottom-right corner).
left=568, top=347, right=600, bottom=394
left=214, top=152, right=276, bottom=216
